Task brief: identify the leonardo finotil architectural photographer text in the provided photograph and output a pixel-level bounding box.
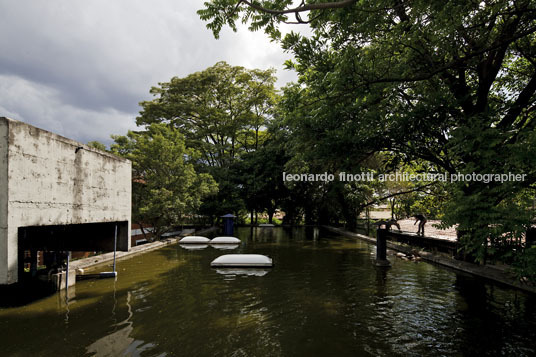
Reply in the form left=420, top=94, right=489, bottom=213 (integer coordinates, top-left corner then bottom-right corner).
left=282, top=171, right=527, bottom=183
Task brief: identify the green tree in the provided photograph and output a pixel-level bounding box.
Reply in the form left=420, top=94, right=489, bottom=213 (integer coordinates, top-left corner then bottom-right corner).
left=137, top=61, right=278, bottom=220
left=200, top=0, right=536, bottom=275
left=137, top=61, right=277, bottom=166
left=111, top=124, right=218, bottom=240
left=239, top=129, right=291, bottom=224
left=87, top=140, right=107, bottom=151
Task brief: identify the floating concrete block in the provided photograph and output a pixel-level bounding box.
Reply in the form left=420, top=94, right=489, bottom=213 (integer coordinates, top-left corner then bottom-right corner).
left=210, top=237, right=241, bottom=244
left=179, top=236, right=210, bottom=244
left=210, top=254, right=273, bottom=267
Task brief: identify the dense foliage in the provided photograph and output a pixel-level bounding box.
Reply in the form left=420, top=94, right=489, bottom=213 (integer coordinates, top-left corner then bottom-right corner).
left=111, top=124, right=218, bottom=239
left=136, top=61, right=280, bottom=221
left=93, top=0, right=536, bottom=280
left=197, top=0, right=536, bottom=277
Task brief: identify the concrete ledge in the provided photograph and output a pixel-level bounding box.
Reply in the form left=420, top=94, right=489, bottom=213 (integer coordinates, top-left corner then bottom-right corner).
left=323, top=225, right=536, bottom=294
left=50, top=270, right=76, bottom=291
left=71, top=226, right=218, bottom=272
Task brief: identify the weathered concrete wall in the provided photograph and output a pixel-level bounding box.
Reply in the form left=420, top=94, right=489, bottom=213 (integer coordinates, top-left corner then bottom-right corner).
left=0, top=120, right=9, bottom=285
left=0, top=117, right=131, bottom=284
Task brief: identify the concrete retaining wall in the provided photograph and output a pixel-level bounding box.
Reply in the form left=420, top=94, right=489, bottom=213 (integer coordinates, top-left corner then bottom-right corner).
left=71, top=226, right=218, bottom=272
left=323, top=225, right=536, bottom=294
left=0, top=117, right=132, bottom=284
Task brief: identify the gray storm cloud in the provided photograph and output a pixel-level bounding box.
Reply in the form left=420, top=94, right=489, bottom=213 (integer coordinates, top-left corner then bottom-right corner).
left=0, top=0, right=297, bottom=145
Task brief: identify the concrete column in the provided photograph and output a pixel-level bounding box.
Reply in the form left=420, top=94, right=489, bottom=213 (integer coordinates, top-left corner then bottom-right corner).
left=51, top=270, right=76, bottom=291
left=375, top=228, right=391, bottom=267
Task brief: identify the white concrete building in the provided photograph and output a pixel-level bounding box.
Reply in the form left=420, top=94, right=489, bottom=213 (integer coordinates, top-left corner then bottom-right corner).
left=0, top=117, right=131, bottom=284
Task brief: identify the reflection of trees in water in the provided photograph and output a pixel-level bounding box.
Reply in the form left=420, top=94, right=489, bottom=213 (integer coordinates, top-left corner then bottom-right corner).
left=454, top=274, right=536, bottom=355
left=246, top=226, right=277, bottom=243
left=244, top=226, right=321, bottom=244
left=3, top=227, right=536, bottom=356
left=125, top=254, right=283, bottom=356
left=355, top=262, right=464, bottom=355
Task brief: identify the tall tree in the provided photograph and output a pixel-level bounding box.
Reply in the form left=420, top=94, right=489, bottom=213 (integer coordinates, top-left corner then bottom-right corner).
left=200, top=1, right=536, bottom=271
left=137, top=61, right=277, bottom=166
left=111, top=124, right=218, bottom=239
left=137, top=61, right=278, bottom=219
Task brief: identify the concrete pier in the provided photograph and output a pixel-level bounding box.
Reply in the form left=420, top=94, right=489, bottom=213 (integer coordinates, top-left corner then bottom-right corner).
left=50, top=270, right=76, bottom=291
left=323, top=225, right=536, bottom=294
left=375, top=228, right=391, bottom=266
left=71, top=226, right=219, bottom=273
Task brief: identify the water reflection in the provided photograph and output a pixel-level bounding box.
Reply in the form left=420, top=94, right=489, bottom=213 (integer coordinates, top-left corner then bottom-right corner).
left=86, top=291, right=135, bottom=356
left=179, top=244, right=209, bottom=250
left=57, top=285, right=76, bottom=307
left=0, top=227, right=535, bottom=356
left=244, top=226, right=318, bottom=243
left=374, top=266, right=388, bottom=297
left=452, top=274, right=536, bottom=356
left=215, top=268, right=271, bottom=277
left=58, top=286, right=76, bottom=324
left=212, top=244, right=240, bottom=250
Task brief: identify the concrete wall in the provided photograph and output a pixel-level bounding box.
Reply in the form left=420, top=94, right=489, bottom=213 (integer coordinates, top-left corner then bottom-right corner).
left=0, top=117, right=131, bottom=284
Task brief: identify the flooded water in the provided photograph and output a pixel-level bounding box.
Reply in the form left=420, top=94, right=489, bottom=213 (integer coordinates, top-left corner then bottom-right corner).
left=1, top=227, right=535, bottom=356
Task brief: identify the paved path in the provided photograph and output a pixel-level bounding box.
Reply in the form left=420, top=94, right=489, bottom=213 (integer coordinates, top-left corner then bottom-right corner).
left=396, top=219, right=458, bottom=241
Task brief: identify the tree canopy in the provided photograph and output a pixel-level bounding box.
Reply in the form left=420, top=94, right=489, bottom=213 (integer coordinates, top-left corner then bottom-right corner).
left=137, top=61, right=279, bottom=220
left=111, top=124, right=218, bottom=239
left=137, top=61, right=277, bottom=167
left=199, top=0, right=536, bottom=277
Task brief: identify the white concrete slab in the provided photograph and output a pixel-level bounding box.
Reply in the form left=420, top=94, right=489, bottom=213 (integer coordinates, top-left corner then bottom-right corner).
left=210, top=254, right=273, bottom=267
left=210, top=237, right=241, bottom=244
left=179, top=236, right=210, bottom=244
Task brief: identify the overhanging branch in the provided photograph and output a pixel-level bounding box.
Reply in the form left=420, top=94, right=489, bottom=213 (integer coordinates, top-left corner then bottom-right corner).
left=237, top=0, right=357, bottom=15
left=360, top=182, right=437, bottom=210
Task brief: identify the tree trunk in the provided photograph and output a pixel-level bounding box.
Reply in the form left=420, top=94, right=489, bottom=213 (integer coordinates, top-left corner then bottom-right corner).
left=305, top=205, right=314, bottom=225
left=268, top=208, right=275, bottom=224
left=526, top=227, right=536, bottom=248
left=139, top=223, right=148, bottom=240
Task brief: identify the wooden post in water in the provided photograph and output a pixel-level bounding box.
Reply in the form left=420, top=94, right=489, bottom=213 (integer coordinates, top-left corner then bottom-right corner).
left=375, top=228, right=391, bottom=267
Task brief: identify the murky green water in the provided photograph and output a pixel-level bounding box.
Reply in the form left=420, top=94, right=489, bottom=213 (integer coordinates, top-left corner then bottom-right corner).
left=1, top=227, right=535, bottom=356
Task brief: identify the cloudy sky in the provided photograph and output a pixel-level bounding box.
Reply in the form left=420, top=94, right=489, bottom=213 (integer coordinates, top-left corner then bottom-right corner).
left=0, top=0, right=298, bottom=145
